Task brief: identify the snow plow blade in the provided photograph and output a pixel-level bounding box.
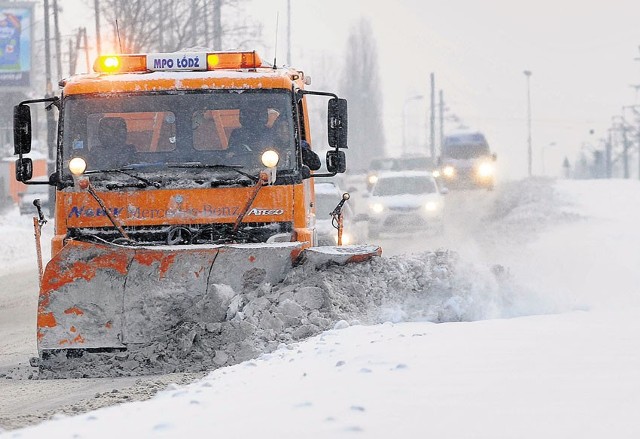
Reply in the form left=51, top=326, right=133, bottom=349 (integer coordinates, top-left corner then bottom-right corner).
left=37, top=242, right=381, bottom=353
left=37, top=240, right=305, bottom=352
left=300, top=245, right=382, bottom=269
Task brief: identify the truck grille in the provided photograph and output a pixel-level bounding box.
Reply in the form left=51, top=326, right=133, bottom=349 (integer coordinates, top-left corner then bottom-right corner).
left=68, top=222, right=293, bottom=246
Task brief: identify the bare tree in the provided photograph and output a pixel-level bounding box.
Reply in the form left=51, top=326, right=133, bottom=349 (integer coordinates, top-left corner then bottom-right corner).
left=94, top=0, right=261, bottom=53
left=339, top=18, right=386, bottom=172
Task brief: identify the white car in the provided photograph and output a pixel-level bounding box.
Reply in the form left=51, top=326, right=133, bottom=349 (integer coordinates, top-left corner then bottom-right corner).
left=365, top=171, right=447, bottom=238
left=314, top=182, right=358, bottom=246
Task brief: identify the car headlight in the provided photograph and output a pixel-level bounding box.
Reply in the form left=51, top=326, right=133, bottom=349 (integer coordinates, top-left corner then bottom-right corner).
left=442, top=165, right=455, bottom=178
left=432, top=170, right=441, bottom=178
left=477, top=162, right=494, bottom=177
left=367, top=174, right=378, bottom=185
left=425, top=201, right=439, bottom=212
left=370, top=203, right=385, bottom=214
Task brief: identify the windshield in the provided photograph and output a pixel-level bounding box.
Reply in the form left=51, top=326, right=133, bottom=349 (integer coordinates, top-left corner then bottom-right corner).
left=443, top=143, right=490, bottom=159
left=443, top=133, right=490, bottom=159
left=61, top=90, right=297, bottom=178
left=373, top=176, right=437, bottom=196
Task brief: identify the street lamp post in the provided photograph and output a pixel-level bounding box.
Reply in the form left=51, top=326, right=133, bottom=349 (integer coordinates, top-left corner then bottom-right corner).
left=524, top=70, right=532, bottom=177
left=402, top=95, right=425, bottom=155
left=542, top=142, right=555, bottom=176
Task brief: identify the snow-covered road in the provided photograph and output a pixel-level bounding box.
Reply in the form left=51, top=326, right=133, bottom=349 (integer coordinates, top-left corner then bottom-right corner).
left=1, top=178, right=639, bottom=438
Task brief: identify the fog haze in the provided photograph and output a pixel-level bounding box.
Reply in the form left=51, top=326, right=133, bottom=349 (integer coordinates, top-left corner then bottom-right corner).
left=57, top=0, right=640, bottom=179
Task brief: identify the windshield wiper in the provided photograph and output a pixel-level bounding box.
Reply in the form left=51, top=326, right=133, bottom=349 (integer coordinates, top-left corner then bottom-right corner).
left=84, top=168, right=163, bottom=188
left=167, top=163, right=259, bottom=183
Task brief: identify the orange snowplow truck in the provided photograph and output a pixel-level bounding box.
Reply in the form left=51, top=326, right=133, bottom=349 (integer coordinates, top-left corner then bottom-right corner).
left=13, top=51, right=380, bottom=358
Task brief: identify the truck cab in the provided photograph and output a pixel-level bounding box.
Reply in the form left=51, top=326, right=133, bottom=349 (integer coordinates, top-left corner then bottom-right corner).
left=14, top=51, right=349, bottom=255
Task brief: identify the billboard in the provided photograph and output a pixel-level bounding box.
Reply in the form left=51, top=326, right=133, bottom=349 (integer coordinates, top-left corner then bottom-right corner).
left=0, top=3, right=33, bottom=89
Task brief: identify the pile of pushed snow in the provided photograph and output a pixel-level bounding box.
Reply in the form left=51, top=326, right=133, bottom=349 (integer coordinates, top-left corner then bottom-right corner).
left=32, top=178, right=575, bottom=379
left=481, top=177, right=582, bottom=244
left=37, top=248, right=542, bottom=379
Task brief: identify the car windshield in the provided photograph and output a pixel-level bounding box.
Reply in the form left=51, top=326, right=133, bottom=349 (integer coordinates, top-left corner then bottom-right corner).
left=62, top=90, right=297, bottom=177
left=443, top=143, right=490, bottom=159
left=373, top=176, right=437, bottom=196
left=443, top=133, right=490, bottom=160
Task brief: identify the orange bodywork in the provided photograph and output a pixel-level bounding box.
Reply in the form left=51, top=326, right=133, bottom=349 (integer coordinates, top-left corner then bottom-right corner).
left=51, top=66, right=314, bottom=256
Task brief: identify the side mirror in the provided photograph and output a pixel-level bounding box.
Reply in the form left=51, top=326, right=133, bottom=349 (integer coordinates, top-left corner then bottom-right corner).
left=13, top=105, right=32, bottom=155
left=301, top=165, right=312, bottom=179
left=326, top=150, right=346, bottom=174
left=328, top=98, right=348, bottom=149
left=440, top=187, right=449, bottom=195
left=15, top=157, right=33, bottom=182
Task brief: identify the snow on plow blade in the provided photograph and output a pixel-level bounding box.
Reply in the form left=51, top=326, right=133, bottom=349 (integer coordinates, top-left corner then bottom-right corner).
left=37, top=240, right=305, bottom=352
left=300, top=245, right=382, bottom=268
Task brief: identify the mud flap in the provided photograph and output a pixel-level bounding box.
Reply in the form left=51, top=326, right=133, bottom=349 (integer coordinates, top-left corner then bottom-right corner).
left=38, top=240, right=304, bottom=352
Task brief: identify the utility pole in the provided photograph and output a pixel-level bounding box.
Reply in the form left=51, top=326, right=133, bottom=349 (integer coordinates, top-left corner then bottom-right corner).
left=94, top=0, right=102, bottom=55
left=429, top=73, right=435, bottom=159
left=212, top=0, right=222, bottom=50
left=524, top=70, right=533, bottom=177
left=287, top=0, right=291, bottom=65
left=68, top=38, right=74, bottom=76
left=605, top=129, right=612, bottom=178
left=191, top=0, right=198, bottom=46
left=83, top=28, right=90, bottom=72
left=438, top=89, right=444, bottom=158
left=158, top=0, right=164, bottom=51
left=622, top=121, right=630, bottom=179
left=43, top=0, right=56, bottom=216
left=53, top=0, right=62, bottom=80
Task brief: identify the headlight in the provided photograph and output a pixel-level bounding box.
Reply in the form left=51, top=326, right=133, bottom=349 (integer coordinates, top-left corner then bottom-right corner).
left=477, top=162, right=494, bottom=177
left=261, top=150, right=279, bottom=168
left=367, top=174, right=378, bottom=185
left=69, top=157, right=87, bottom=176
left=432, top=170, right=441, bottom=178
left=425, top=201, right=439, bottom=212
left=443, top=165, right=455, bottom=178
left=370, top=203, right=384, bottom=214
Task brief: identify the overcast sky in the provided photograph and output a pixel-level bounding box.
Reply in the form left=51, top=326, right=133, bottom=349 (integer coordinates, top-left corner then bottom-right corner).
left=253, top=0, right=640, bottom=179
left=59, top=0, right=640, bottom=179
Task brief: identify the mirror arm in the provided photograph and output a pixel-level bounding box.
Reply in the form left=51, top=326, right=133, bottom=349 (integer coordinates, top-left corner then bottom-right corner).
left=19, top=96, right=59, bottom=106
left=296, top=89, right=338, bottom=100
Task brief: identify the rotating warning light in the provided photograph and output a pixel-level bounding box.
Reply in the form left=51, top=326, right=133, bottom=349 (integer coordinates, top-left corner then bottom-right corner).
left=94, top=55, right=148, bottom=73
left=94, top=51, right=263, bottom=74
left=207, top=51, right=262, bottom=70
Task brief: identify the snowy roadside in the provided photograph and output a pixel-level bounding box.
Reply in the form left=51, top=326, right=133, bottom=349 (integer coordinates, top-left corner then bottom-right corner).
left=2, top=177, right=639, bottom=437
left=0, top=206, right=52, bottom=272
